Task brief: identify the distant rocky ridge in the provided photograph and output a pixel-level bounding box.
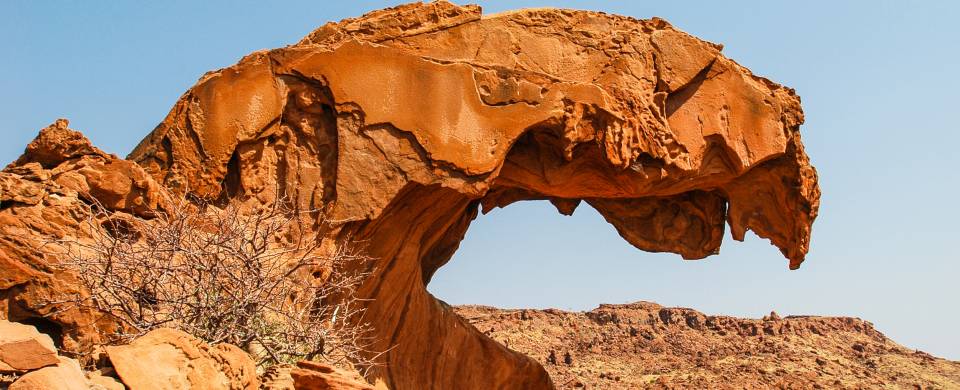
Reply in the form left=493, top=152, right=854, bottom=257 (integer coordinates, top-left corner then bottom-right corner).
left=456, top=302, right=960, bottom=389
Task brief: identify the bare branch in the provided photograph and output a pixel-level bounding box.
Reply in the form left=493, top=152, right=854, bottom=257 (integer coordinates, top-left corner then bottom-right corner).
left=49, top=194, right=382, bottom=371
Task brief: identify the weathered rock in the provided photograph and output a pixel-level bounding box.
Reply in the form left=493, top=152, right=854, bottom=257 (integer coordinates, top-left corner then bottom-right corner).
left=0, top=320, right=59, bottom=372
left=0, top=2, right=821, bottom=389
left=457, top=303, right=960, bottom=389
left=261, top=364, right=295, bottom=390
left=261, top=361, right=385, bottom=390
left=291, top=361, right=375, bottom=390
left=2, top=119, right=165, bottom=220
left=8, top=356, right=88, bottom=390
left=11, top=119, right=106, bottom=169
left=0, top=119, right=162, bottom=360
left=127, top=2, right=819, bottom=388
left=106, top=328, right=258, bottom=390
left=86, top=368, right=125, bottom=390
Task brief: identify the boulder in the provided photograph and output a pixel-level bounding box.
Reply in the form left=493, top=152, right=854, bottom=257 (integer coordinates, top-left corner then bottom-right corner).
left=86, top=368, right=125, bottom=390
left=8, top=356, right=87, bottom=390
left=291, top=361, right=374, bottom=390
left=0, top=320, right=59, bottom=372
left=105, top=328, right=257, bottom=390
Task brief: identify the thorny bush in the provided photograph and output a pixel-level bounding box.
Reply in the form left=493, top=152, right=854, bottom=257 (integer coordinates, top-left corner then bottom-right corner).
left=52, top=196, right=382, bottom=371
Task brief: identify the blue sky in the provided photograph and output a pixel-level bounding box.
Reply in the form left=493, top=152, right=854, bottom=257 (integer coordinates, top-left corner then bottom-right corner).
left=2, top=1, right=958, bottom=360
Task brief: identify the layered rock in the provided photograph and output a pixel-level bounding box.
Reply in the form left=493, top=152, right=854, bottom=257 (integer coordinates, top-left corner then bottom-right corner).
left=7, top=356, right=88, bottom=390
left=1, top=2, right=820, bottom=389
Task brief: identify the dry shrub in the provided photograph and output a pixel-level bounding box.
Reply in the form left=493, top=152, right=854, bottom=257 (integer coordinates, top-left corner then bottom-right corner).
left=53, top=196, right=381, bottom=370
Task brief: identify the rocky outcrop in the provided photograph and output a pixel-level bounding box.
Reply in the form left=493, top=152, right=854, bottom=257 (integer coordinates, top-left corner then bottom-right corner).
left=0, top=119, right=165, bottom=360
left=457, top=303, right=960, bottom=389
left=126, top=2, right=819, bottom=389
left=1, top=2, right=820, bottom=389
left=0, top=320, right=375, bottom=390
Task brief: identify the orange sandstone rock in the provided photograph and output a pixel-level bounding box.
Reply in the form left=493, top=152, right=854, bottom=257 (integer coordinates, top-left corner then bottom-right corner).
left=0, top=320, right=59, bottom=373
left=129, top=3, right=819, bottom=388
left=291, top=361, right=375, bottom=390
left=7, top=356, right=88, bottom=390
left=1, top=2, right=820, bottom=389
left=105, top=328, right=258, bottom=390
left=0, top=119, right=161, bottom=360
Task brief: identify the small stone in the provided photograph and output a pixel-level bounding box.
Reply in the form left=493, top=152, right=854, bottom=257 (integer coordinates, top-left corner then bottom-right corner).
left=291, top=360, right=374, bottom=390
left=0, top=321, right=59, bottom=373
left=8, top=356, right=86, bottom=390
left=86, top=369, right=125, bottom=390
left=107, top=328, right=258, bottom=390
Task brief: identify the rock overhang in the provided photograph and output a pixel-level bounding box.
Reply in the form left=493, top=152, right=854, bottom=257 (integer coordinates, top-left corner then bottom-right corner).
left=0, top=2, right=820, bottom=389
left=125, top=4, right=819, bottom=387
left=130, top=1, right=817, bottom=268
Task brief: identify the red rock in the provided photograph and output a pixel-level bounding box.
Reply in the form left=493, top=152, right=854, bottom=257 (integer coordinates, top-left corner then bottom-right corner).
left=8, top=356, right=87, bottom=390
left=0, top=321, right=59, bottom=372
left=85, top=368, right=125, bottom=390
left=261, top=364, right=296, bottom=390
left=291, top=361, right=375, bottom=390
left=124, top=3, right=819, bottom=388
left=0, top=120, right=158, bottom=360
left=106, top=328, right=258, bottom=390
left=0, top=2, right=822, bottom=389
left=0, top=340, right=58, bottom=372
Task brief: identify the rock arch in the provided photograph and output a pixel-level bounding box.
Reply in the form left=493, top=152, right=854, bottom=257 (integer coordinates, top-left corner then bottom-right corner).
left=125, top=2, right=819, bottom=388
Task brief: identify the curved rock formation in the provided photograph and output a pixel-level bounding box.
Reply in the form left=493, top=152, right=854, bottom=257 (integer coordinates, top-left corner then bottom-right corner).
left=1, top=2, right=819, bottom=389
left=129, top=3, right=820, bottom=388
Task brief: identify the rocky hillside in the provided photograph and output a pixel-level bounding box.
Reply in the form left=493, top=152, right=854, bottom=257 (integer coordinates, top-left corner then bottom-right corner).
left=456, top=303, right=960, bottom=389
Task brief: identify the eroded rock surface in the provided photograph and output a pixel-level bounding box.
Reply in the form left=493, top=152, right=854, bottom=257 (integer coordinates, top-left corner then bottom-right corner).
left=0, top=321, right=271, bottom=390
left=291, top=361, right=377, bottom=390
left=0, top=119, right=163, bottom=361
left=1, top=2, right=820, bottom=389
left=126, top=3, right=819, bottom=388
left=0, top=320, right=119, bottom=390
